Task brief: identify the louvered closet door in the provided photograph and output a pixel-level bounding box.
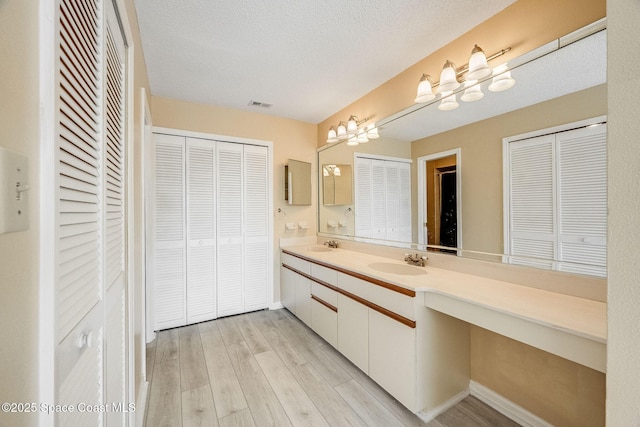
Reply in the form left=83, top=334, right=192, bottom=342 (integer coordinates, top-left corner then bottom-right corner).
left=398, top=162, right=412, bottom=243
left=371, top=160, right=387, bottom=239
left=385, top=161, right=400, bottom=241
left=508, top=135, right=556, bottom=268
left=56, top=0, right=104, bottom=424
left=153, top=134, right=187, bottom=329
left=243, top=145, right=269, bottom=311
left=354, top=157, right=372, bottom=238
left=186, top=138, right=217, bottom=323
left=55, top=0, right=132, bottom=424
left=557, top=125, right=607, bottom=276
left=217, top=141, right=245, bottom=316
left=103, top=3, right=127, bottom=424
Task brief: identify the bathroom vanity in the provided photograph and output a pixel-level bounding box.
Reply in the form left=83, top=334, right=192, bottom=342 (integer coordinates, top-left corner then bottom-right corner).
left=279, top=243, right=606, bottom=417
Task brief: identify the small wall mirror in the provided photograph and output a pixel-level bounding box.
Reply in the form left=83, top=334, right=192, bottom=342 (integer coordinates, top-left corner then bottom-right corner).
left=323, top=164, right=352, bottom=205
left=285, top=159, right=312, bottom=205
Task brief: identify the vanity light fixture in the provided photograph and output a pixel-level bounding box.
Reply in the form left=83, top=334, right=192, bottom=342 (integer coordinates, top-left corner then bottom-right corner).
left=326, top=116, right=380, bottom=145
left=327, top=126, right=339, bottom=143
left=488, top=64, right=516, bottom=92
left=414, top=45, right=514, bottom=109
left=414, top=74, right=436, bottom=103
left=438, top=60, right=460, bottom=92
left=460, top=79, right=484, bottom=102
left=438, top=91, right=459, bottom=111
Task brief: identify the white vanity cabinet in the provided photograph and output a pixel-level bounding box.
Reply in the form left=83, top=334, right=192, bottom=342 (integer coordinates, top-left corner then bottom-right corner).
left=337, top=293, right=369, bottom=372
left=310, top=264, right=338, bottom=348
left=281, top=252, right=312, bottom=326
left=280, top=248, right=470, bottom=415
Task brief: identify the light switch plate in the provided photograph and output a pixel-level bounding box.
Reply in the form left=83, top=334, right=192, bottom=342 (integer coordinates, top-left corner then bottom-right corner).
left=0, top=147, right=29, bottom=234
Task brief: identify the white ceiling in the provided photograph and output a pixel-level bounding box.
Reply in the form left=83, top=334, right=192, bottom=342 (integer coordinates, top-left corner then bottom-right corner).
left=133, top=0, right=516, bottom=124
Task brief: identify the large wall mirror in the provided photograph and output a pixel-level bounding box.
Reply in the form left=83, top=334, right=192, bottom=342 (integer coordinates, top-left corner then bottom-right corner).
left=317, top=22, right=607, bottom=276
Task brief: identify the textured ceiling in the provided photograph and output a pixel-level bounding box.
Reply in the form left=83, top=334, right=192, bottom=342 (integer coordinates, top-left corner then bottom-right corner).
left=133, top=0, right=516, bottom=123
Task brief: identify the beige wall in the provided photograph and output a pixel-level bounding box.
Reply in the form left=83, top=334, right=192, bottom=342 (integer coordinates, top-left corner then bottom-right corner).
left=606, top=0, right=640, bottom=425
left=317, top=0, right=605, bottom=148
left=471, top=327, right=605, bottom=426
left=412, top=84, right=607, bottom=255
left=150, top=96, right=318, bottom=303
left=0, top=1, right=40, bottom=425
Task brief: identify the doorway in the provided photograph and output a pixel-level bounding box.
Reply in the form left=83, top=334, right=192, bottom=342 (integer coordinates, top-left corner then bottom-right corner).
left=417, top=149, right=462, bottom=252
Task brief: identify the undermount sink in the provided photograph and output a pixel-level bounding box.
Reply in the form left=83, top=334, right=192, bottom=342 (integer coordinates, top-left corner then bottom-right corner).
left=367, top=262, right=427, bottom=276
left=306, top=245, right=333, bottom=252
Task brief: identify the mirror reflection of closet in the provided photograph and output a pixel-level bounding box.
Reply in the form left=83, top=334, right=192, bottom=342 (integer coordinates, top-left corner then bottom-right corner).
left=323, top=164, right=352, bottom=205
left=285, top=159, right=312, bottom=205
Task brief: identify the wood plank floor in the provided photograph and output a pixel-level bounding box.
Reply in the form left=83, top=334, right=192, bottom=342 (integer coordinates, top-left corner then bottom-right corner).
left=145, top=309, right=520, bottom=427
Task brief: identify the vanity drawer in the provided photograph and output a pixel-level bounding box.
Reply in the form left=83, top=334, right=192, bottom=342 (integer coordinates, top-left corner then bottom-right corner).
left=281, top=252, right=310, bottom=275
left=337, top=272, right=415, bottom=321
left=311, top=263, right=338, bottom=286
left=311, top=281, right=337, bottom=307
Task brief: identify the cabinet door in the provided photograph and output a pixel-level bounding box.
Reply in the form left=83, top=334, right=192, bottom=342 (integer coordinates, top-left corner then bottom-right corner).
left=311, top=298, right=337, bottom=348
left=280, top=265, right=296, bottom=314
left=368, top=310, right=417, bottom=411
left=337, top=294, right=369, bottom=373
left=294, top=273, right=312, bottom=326
left=186, top=138, right=216, bottom=323
left=217, top=142, right=244, bottom=316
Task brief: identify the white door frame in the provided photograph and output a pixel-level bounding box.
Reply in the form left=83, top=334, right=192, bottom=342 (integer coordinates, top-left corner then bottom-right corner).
left=417, top=148, right=462, bottom=252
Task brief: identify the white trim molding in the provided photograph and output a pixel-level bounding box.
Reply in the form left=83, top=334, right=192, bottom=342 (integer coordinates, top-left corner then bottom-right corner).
left=470, top=381, right=553, bottom=427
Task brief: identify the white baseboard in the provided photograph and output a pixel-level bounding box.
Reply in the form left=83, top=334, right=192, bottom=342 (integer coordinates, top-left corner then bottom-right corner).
left=470, top=380, right=553, bottom=427
left=135, top=380, right=149, bottom=427
left=269, top=302, right=284, bottom=310
left=416, top=388, right=470, bottom=422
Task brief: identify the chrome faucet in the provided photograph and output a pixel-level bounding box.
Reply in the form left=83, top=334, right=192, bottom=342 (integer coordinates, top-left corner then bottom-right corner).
left=324, top=240, right=339, bottom=248
left=404, top=253, right=427, bottom=267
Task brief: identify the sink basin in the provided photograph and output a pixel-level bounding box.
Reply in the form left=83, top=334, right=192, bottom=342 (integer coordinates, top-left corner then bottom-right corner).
left=306, top=245, right=333, bottom=252
left=368, top=262, right=427, bottom=276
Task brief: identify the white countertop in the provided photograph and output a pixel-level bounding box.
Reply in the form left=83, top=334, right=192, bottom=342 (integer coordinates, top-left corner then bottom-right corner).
left=281, top=244, right=607, bottom=372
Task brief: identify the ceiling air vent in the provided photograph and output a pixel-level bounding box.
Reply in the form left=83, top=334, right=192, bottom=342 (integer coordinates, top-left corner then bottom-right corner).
left=248, top=100, right=272, bottom=108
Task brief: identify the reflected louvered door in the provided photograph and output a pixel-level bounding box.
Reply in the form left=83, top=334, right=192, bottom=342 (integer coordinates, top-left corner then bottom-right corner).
left=186, top=138, right=217, bottom=323
left=398, top=162, right=412, bottom=243
left=217, top=142, right=244, bottom=316
left=384, top=161, right=399, bottom=241
left=508, top=135, right=556, bottom=268
left=152, top=134, right=187, bottom=329
left=557, top=125, right=607, bottom=276
left=370, top=160, right=387, bottom=239
left=354, top=157, right=372, bottom=238
left=243, top=145, right=269, bottom=311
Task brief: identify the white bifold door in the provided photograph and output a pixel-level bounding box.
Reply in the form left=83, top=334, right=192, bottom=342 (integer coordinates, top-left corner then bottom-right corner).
left=51, top=0, right=129, bottom=426
left=150, top=134, right=271, bottom=331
